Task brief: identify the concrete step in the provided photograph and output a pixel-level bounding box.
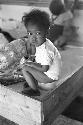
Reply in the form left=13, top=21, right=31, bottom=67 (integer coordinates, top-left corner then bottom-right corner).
left=52, top=115, right=83, bottom=125
left=0, top=114, right=83, bottom=125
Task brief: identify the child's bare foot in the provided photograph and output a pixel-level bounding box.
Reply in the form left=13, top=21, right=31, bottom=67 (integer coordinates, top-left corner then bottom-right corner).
left=23, top=82, right=29, bottom=88
left=22, top=88, right=40, bottom=96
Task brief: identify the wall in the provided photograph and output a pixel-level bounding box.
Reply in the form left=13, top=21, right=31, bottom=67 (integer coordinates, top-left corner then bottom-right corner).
left=1, top=1, right=83, bottom=46
left=73, top=9, right=83, bottom=44
left=0, top=4, right=51, bottom=38
left=71, top=0, right=83, bottom=45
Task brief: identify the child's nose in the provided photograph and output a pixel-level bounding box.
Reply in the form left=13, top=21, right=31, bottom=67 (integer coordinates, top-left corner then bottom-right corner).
left=32, top=34, right=37, bottom=40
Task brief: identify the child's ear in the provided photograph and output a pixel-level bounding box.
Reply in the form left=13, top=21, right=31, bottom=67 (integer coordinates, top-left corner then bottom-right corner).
left=46, top=28, right=50, bottom=38
left=46, top=30, right=49, bottom=36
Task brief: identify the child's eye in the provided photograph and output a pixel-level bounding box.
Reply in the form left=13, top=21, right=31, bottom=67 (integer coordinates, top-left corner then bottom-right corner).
left=36, top=32, right=41, bottom=35
left=27, top=32, right=32, bottom=35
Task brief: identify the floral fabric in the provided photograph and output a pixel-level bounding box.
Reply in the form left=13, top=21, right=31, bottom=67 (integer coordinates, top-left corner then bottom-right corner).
left=0, top=39, right=27, bottom=76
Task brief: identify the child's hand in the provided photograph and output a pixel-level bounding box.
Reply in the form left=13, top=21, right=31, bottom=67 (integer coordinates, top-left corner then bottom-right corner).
left=20, top=56, right=35, bottom=69
left=24, top=60, right=33, bottom=67
left=20, top=57, right=26, bottom=65
left=20, top=57, right=26, bottom=69
left=28, top=55, right=36, bottom=62
left=20, top=60, right=33, bottom=69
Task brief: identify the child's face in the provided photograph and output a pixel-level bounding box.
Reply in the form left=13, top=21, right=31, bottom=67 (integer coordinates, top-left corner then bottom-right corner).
left=26, top=22, right=46, bottom=47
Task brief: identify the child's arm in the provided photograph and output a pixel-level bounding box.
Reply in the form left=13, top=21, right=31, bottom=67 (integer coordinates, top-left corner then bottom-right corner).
left=23, top=61, right=49, bottom=72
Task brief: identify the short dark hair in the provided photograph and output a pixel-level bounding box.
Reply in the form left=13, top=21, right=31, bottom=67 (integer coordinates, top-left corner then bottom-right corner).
left=22, top=9, right=50, bottom=32
left=49, top=0, right=65, bottom=15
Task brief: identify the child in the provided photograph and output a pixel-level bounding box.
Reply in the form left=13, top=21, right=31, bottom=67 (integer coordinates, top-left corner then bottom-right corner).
left=21, top=9, right=62, bottom=95
left=49, top=0, right=73, bottom=50
left=0, top=9, right=61, bottom=95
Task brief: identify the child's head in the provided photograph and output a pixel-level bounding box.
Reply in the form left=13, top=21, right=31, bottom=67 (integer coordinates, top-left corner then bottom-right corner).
left=22, top=9, right=50, bottom=47
left=49, top=0, right=65, bottom=16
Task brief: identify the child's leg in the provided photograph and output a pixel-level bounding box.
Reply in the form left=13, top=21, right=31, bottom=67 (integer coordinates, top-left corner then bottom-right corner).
left=23, top=66, right=54, bottom=84
left=22, top=69, right=38, bottom=90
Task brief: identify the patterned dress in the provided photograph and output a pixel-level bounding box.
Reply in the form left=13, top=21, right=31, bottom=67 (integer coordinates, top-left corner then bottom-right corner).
left=0, top=39, right=27, bottom=77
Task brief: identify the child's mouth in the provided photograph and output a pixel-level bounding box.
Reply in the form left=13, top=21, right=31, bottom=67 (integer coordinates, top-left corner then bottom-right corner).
left=32, top=41, right=38, bottom=45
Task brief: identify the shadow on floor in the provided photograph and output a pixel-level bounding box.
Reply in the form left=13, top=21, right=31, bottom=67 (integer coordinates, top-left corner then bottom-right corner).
left=62, top=96, right=83, bottom=122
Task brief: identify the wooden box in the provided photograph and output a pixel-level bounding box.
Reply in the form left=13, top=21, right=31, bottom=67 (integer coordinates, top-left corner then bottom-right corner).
left=0, top=46, right=83, bottom=125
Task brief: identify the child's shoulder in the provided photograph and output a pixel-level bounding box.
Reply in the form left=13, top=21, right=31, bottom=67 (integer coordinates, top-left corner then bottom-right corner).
left=46, top=38, right=58, bottom=52
left=46, top=38, right=61, bottom=58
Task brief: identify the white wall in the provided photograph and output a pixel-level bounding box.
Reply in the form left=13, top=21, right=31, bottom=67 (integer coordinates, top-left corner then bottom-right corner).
left=0, top=4, right=51, bottom=38
left=0, top=4, right=51, bottom=29
left=0, top=4, right=51, bottom=21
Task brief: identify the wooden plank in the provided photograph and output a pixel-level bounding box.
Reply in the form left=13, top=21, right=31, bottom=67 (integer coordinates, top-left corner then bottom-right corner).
left=0, top=84, right=41, bottom=125
left=43, top=66, right=83, bottom=125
